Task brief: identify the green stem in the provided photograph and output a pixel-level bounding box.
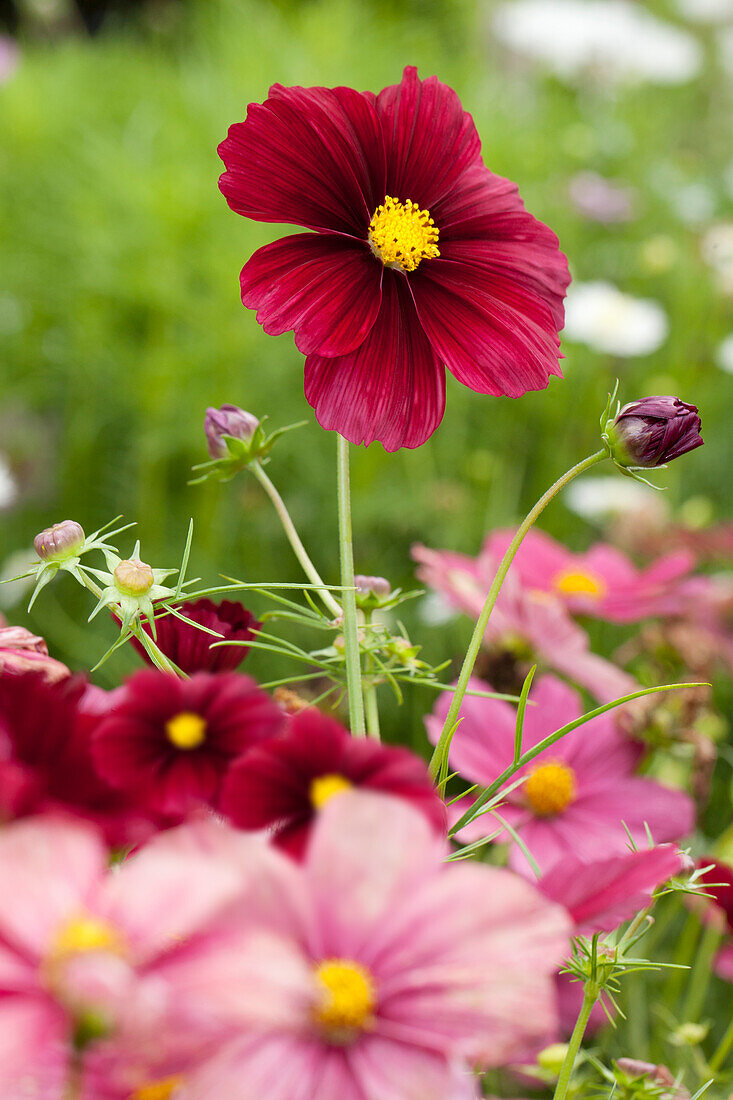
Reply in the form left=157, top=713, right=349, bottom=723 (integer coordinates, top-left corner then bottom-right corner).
left=439, top=450, right=607, bottom=744
left=336, top=435, right=366, bottom=738
left=252, top=460, right=342, bottom=618
left=682, top=921, right=721, bottom=1023
left=709, top=1015, right=733, bottom=1074
left=553, top=983, right=599, bottom=1100
left=362, top=611, right=381, bottom=740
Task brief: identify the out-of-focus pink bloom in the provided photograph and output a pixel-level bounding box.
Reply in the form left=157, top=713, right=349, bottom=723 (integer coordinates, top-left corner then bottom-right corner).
left=0, top=625, right=70, bottom=682
left=694, top=858, right=733, bottom=983
left=568, top=172, right=637, bottom=223
left=0, top=816, right=276, bottom=1097
left=556, top=972, right=611, bottom=1037
left=538, top=845, right=685, bottom=934
left=413, top=543, right=638, bottom=702
left=0, top=37, right=18, bottom=85
left=482, top=529, right=694, bottom=623
left=173, top=791, right=570, bottom=1100
left=426, top=674, right=695, bottom=875
left=672, top=575, right=733, bottom=673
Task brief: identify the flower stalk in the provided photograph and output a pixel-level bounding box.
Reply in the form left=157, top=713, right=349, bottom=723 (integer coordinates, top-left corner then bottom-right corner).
left=438, top=449, right=607, bottom=744
left=336, top=435, right=366, bottom=738
left=553, top=981, right=600, bottom=1100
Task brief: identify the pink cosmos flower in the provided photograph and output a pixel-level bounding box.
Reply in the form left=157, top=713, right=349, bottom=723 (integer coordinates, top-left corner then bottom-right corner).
left=170, top=791, right=570, bottom=1100
left=426, top=674, right=695, bottom=875
left=92, top=669, right=284, bottom=818
left=413, top=543, right=638, bottom=702
left=0, top=816, right=277, bottom=1098
left=695, top=858, right=733, bottom=982
left=482, top=529, right=695, bottom=623
left=220, top=707, right=446, bottom=856
left=218, top=66, right=569, bottom=451
left=0, top=624, right=70, bottom=682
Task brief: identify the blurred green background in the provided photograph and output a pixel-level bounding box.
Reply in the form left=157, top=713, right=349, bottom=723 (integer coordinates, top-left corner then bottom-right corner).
left=0, top=0, right=731, bottom=692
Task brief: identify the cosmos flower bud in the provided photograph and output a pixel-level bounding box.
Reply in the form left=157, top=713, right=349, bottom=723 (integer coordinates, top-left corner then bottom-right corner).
left=607, top=397, right=703, bottom=468
left=113, top=559, right=154, bottom=597
left=204, top=404, right=260, bottom=459
left=33, top=521, right=85, bottom=563
left=354, top=575, right=391, bottom=599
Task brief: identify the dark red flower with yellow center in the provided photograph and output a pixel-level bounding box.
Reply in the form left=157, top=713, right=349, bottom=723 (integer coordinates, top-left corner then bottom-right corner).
left=92, top=669, right=284, bottom=818
left=218, top=66, right=570, bottom=451
left=219, top=707, right=447, bottom=857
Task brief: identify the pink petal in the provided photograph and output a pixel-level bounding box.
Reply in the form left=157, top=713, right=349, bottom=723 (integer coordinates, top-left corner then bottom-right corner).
left=219, top=83, right=385, bottom=235
left=715, top=943, right=733, bottom=982
left=571, top=778, right=696, bottom=848
left=240, top=234, right=382, bottom=357
left=304, top=273, right=445, bottom=450
left=349, top=1035, right=464, bottom=1100
left=0, top=997, right=69, bottom=1096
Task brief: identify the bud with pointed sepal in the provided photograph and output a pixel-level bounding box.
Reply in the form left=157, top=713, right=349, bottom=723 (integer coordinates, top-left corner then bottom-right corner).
left=605, top=396, right=703, bottom=470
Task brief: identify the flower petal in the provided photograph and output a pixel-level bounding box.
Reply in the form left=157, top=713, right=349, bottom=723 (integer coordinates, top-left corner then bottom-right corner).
left=219, top=83, right=385, bottom=235
left=240, top=234, right=382, bottom=357
left=304, top=273, right=445, bottom=450
left=376, top=66, right=482, bottom=209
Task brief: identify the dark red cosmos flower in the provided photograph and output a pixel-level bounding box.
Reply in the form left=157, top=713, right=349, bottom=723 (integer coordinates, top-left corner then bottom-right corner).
left=218, top=66, right=569, bottom=451
left=219, top=707, right=447, bottom=857
left=133, top=599, right=261, bottom=675
left=92, top=669, right=284, bottom=818
left=0, top=672, right=154, bottom=846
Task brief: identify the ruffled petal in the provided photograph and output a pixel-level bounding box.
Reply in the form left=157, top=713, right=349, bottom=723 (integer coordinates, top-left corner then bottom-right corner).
left=240, top=234, right=382, bottom=357
left=411, top=256, right=564, bottom=398
left=219, top=83, right=385, bottom=235
left=304, top=273, right=445, bottom=450
left=375, top=66, right=482, bottom=209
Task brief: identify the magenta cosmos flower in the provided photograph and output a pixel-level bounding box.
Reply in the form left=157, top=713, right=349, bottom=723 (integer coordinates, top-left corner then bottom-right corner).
left=92, top=669, right=284, bottom=818
left=413, top=543, right=638, bottom=702
left=220, top=708, right=446, bottom=856
left=218, top=66, right=569, bottom=451
left=483, top=529, right=695, bottom=623
left=0, top=816, right=276, bottom=1098
left=169, top=791, right=570, bottom=1100
left=133, top=599, right=261, bottom=675
left=696, top=858, right=733, bottom=982
left=426, top=674, right=695, bottom=875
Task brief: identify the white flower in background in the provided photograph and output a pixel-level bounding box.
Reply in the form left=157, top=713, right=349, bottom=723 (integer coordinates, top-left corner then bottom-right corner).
left=720, top=25, right=733, bottom=71
left=492, top=0, right=702, bottom=86
left=702, top=223, right=733, bottom=294
left=565, top=476, right=663, bottom=522
left=418, top=591, right=458, bottom=627
left=0, top=454, right=17, bottom=511
left=563, top=282, right=669, bottom=357
left=676, top=0, right=733, bottom=20
left=716, top=334, right=733, bottom=373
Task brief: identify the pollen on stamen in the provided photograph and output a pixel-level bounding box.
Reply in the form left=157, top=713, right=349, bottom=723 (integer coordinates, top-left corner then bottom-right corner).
left=368, top=196, right=440, bottom=273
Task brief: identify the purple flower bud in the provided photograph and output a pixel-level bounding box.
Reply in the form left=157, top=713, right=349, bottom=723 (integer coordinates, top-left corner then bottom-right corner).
left=33, top=520, right=85, bottom=562
left=610, top=397, right=703, bottom=468
left=354, top=575, right=391, bottom=599
left=204, top=405, right=259, bottom=459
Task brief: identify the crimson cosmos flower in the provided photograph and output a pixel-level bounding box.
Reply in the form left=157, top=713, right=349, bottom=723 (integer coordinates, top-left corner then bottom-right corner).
left=132, top=598, right=261, bottom=675
left=219, top=707, right=447, bottom=856
left=218, top=66, right=570, bottom=451
left=92, top=669, right=284, bottom=818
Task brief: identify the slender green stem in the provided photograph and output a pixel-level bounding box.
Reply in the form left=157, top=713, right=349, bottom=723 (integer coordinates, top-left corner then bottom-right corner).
left=362, top=611, right=381, bottom=740
left=439, top=450, right=607, bottom=744
left=682, top=921, right=721, bottom=1023
left=709, top=1015, right=733, bottom=1074
left=252, top=460, right=342, bottom=618
left=553, top=983, right=599, bottom=1100
left=336, top=435, right=366, bottom=738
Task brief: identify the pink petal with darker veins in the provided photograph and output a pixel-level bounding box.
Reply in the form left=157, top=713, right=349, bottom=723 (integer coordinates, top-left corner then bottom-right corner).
left=240, top=234, right=382, bottom=357
left=219, top=83, right=385, bottom=235
left=304, top=273, right=445, bottom=450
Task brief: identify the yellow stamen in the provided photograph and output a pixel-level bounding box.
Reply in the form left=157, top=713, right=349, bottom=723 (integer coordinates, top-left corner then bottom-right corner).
left=130, top=1077, right=184, bottom=1100
left=553, top=568, right=607, bottom=599
left=525, top=762, right=577, bottom=816
left=165, top=711, right=207, bottom=751
left=310, top=773, right=353, bottom=809
left=368, top=196, right=439, bottom=272
left=49, top=914, right=126, bottom=962
left=313, top=958, right=376, bottom=1041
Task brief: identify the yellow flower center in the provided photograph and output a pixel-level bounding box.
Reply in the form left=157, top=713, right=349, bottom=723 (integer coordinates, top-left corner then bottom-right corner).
left=525, top=762, right=577, bottom=816
left=553, top=568, right=607, bottom=599
left=368, top=196, right=440, bottom=272
left=49, top=914, right=126, bottom=962
left=313, top=958, right=376, bottom=1041
left=310, top=773, right=353, bottom=809
left=130, top=1077, right=184, bottom=1100
left=165, top=711, right=207, bottom=751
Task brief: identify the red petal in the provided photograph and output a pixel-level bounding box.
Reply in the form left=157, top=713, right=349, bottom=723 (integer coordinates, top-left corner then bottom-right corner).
left=375, top=66, right=482, bottom=209
left=304, top=273, right=445, bottom=451
left=412, top=256, right=564, bottom=398
left=218, top=83, right=385, bottom=235
left=240, top=234, right=383, bottom=357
